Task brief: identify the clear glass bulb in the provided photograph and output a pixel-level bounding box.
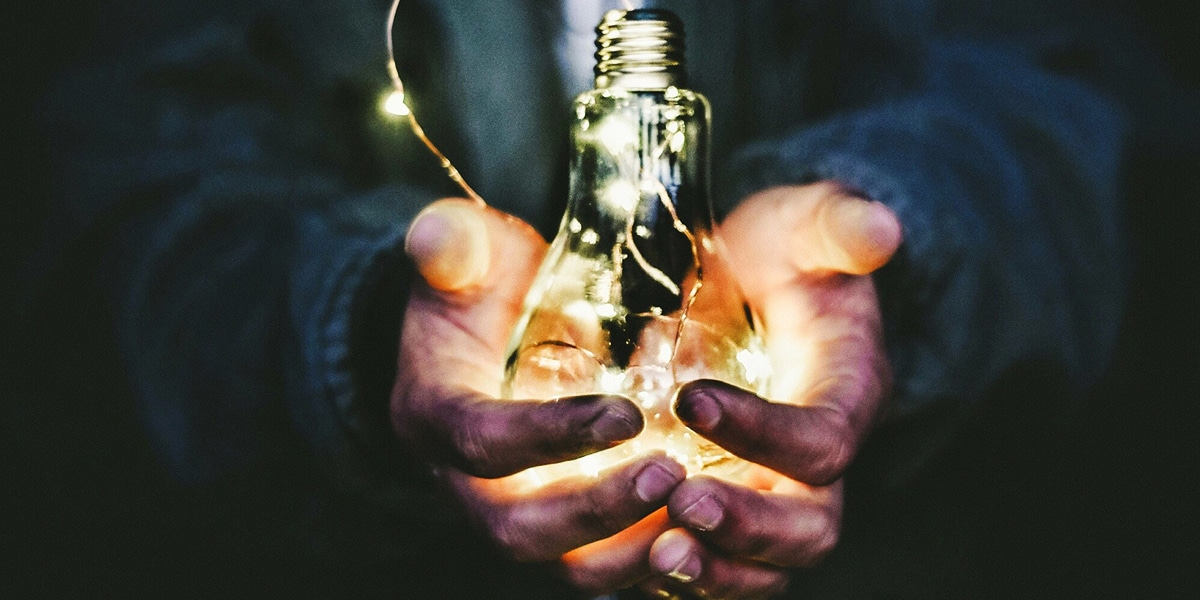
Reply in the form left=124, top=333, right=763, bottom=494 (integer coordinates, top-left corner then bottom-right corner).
left=502, top=9, right=769, bottom=485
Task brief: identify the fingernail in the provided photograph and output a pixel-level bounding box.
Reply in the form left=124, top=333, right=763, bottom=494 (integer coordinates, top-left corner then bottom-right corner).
left=657, top=538, right=702, bottom=583
left=678, top=493, right=725, bottom=532
left=635, top=463, right=683, bottom=503
left=589, top=406, right=640, bottom=444
left=676, top=390, right=721, bottom=432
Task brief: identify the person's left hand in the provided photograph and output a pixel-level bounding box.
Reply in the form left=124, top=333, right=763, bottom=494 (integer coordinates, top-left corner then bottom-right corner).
left=631, top=183, right=903, bottom=599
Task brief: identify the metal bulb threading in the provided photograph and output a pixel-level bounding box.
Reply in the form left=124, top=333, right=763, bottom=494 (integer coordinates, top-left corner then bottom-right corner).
left=595, top=9, right=687, bottom=91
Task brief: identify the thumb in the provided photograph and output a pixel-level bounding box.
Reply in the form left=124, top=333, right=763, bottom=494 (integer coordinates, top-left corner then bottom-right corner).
left=405, top=198, right=493, bottom=291
left=399, top=199, right=547, bottom=382
left=809, top=189, right=902, bottom=275
left=721, top=183, right=902, bottom=279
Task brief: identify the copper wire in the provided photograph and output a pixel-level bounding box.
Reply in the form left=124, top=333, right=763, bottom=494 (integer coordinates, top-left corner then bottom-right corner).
left=386, top=0, right=486, bottom=206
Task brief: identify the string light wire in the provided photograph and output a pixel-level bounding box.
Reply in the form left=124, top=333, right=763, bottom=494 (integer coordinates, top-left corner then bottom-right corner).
left=385, top=0, right=485, bottom=205
left=384, top=0, right=639, bottom=204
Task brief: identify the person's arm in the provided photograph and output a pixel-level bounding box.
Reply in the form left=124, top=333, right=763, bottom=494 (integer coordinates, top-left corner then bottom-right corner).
left=713, top=0, right=1131, bottom=490
left=43, top=3, right=686, bottom=594
left=627, top=3, right=1133, bottom=597
left=36, top=2, right=532, bottom=578
left=42, top=0, right=421, bottom=484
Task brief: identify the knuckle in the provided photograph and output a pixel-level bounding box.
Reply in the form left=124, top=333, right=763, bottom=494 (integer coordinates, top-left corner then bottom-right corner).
left=736, top=524, right=777, bottom=560
left=486, top=509, right=541, bottom=563
left=579, top=483, right=626, bottom=535
left=446, top=399, right=518, bottom=478
left=800, top=511, right=841, bottom=567
left=810, top=436, right=852, bottom=486
left=805, top=410, right=854, bottom=485
left=452, top=420, right=500, bottom=476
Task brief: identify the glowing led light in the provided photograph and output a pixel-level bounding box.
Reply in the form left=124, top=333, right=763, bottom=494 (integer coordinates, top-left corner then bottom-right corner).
left=581, top=229, right=600, bottom=245
left=669, top=129, right=686, bottom=153
left=563, top=299, right=598, bottom=322
left=382, top=90, right=411, bottom=117
left=595, top=117, right=639, bottom=155
left=737, top=349, right=771, bottom=384
left=569, top=219, right=583, bottom=233
left=637, top=391, right=658, bottom=410
left=600, top=370, right=625, bottom=393
left=595, top=303, right=619, bottom=319
left=590, top=270, right=615, bottom=304
left=655, top=339, right=674, bottom=364
left=601, top=181, right=640, bottom=214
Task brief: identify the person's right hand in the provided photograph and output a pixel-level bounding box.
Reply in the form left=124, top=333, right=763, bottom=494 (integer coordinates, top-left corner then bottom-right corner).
left=391, top=198, right=688, bottom=594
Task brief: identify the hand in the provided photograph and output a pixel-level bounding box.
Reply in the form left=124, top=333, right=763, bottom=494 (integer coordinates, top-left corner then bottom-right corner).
left=642, top=183, right=902, bottom=599
left=391, top=199, right=687, bottom=594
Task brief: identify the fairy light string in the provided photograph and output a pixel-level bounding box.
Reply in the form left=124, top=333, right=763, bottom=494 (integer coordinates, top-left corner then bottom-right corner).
left=384, top=0, right=640, bottom=205
left=385, top=0, right=485, bottom=205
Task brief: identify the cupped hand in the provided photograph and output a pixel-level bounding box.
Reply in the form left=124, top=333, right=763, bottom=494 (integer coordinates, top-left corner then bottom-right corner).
left=643, top=183, right=902, bottom=599
left=391, top=198, right=686, bottom=594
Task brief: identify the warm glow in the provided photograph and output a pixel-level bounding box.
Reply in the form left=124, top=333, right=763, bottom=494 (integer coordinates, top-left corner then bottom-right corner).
left=382, top=90, right=411, bottom=117
left=600, top=370, right=625, bottom=393
left=601, top=181, right=640, bottom=214
left=578, top=453, right=606, bottom=478
left=737, top=349, right=771, bottom=385
left=595, top=116, right=639, bottom=155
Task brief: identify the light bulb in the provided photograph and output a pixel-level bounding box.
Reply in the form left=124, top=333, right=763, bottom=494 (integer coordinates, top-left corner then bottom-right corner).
left=502, top=9, right=769, bottom=486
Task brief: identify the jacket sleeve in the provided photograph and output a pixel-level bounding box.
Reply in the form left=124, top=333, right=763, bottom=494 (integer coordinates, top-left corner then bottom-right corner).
left=40, top=0, right=468, bottom=562
left=720, top=2, right=1131, bottom=488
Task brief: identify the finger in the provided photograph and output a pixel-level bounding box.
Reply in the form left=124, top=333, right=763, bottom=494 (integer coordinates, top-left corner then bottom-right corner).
left=405, top=198, right=489, bottom=292
left=667, top=476, right=842, bottom=569
left=559, top=509, right=671, bottom=594
left=394, top=200, right=558, bottom=468
left=649, top=529, right=791, bottom=599
left=811, top=189, right=902, bottom=274
left=449, top=452, right=686, bottom=562
left=408, top=198, right=544, bottom=291
left=675, top=380, right=865, bottom=486
left=675, top=259, right=890, bottom=484
left=398, top=389, right=643, bottom=478
left=721, top=183, right=902, bottom=278
left=400, top=199, right=547, bottom=388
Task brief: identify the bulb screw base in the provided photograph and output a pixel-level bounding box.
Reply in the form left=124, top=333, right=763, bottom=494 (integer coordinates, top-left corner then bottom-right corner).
left=595, top=9, right=687, bottom=91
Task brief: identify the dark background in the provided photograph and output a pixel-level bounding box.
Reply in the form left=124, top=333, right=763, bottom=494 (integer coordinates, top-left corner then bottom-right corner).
left=4, top=1, right=1197, bottom=597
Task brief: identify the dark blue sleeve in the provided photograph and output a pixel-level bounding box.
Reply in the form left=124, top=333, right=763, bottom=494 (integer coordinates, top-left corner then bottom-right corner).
left=40, top=0, right=446, bottom=533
